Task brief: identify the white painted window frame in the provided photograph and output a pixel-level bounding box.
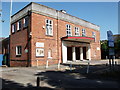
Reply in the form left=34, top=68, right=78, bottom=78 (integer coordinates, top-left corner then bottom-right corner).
left=16, top=46, right=22, bottom=56
left=66, top=24, right=72, bottom=36
left=17, top=20, right=21, bottom=31
left=82, top=28, right=86, bottom=36
left=12, top=24, right=15, bottom=33
left=75, top=27, right=80, bottom=36
left=23, top=16, right=28, bottom=27
left=92, top=32, right=96, bottom=42
left=46, top=19, right=53, bottom=36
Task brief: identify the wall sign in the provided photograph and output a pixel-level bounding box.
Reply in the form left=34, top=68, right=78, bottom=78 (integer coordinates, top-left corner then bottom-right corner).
left=36, top=48, right=44, bottom=57
left=36, top=42, right=44, bottom=47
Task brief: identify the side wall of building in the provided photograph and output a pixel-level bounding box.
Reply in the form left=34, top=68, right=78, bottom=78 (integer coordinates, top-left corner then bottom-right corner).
left=10, top=20, right=28, bottom=67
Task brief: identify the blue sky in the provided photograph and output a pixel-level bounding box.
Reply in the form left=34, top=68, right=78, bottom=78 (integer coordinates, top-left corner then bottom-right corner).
left=1, top=2, right=118, bottom=40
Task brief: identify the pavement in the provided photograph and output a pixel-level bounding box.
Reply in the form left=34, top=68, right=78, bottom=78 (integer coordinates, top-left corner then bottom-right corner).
left=1, top=59, right=120, bottom=89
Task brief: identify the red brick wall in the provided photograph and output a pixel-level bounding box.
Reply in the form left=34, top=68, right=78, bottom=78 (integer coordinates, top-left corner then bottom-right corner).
left=10, top=60, right=27, bottom=67
left=30, top=12, right=101, bottom=66
left=30, top=13, right=59, bottom=66
left=10, top=12, right=101, bottom=67
left=10, top=19, right=28, bottom=67
left=57, top=19, right=101, bottom=61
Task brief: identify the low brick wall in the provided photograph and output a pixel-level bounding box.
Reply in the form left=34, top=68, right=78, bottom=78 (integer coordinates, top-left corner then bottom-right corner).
left=10, top=60, right=28, bottom=67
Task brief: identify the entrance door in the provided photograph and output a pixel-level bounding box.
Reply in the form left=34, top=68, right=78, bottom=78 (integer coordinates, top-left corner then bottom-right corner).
left=75, top=47, right=80, bottom=60
left=67, top=47, right=72, bottom=61
left=83, top=47, right=86, bottom=59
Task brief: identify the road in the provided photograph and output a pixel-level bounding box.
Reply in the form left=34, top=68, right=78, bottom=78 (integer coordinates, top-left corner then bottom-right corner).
left=1, top=60, right=120, bottom=89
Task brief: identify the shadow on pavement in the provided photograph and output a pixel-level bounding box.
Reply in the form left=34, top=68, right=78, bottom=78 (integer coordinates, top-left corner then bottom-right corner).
left=1, top=64, right=120, bottom=89
left=1, top=78, right=54, bottom=90
left=35, top=64, right=120, bottom=88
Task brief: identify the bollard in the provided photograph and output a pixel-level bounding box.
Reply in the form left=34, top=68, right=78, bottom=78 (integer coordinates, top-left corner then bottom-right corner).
left=87, top=62, right=90, bottom=74
left=37, top=60, right=38, bottom=67
left=37, top=77, right=40, bottom=87
left=58, top=60, right=60, bottom=69
left=46, top=60, right=48, bottom=69
left=106, top=63, right=108, bottom=66
left=113, top=56, right=115, bottom=59
left=106, top=56, right=108, bottom=59
left=70, top=62, right=72, bottom=71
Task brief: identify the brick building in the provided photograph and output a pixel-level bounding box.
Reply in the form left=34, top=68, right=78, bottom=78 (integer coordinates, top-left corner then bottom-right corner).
left=10, top=2, right=101, bottom=67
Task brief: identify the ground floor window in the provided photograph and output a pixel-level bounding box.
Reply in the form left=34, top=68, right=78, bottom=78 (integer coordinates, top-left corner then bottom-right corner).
left=16, top=46, right=22, bottom=56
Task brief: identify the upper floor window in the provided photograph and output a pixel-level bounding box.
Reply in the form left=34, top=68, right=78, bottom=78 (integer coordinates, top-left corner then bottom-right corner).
left=92, top=32, right=96, bottom=42
left=12, top=24, right=16, bottom=33
left=66, top=24, right=72, bottom=36
left=82, top=28, right=86, bottom=37
left=75, top=27, right=79, bottom=36
left=17, top=20, right=22, bottom=30
left=23, top=16, right=28, bottom=28
left=46, top=19, right=53, bottom=36
left=16, top=46, right=22, bottom=56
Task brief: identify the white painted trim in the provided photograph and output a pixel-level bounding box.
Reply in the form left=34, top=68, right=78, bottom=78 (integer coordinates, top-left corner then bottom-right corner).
left=88, top=45, right=91, bottom=61
left=72, top=47, right=76, bottom=61
left=80, top=47, right=83, bottom=60
left=62, top=41, right=67, bottom=63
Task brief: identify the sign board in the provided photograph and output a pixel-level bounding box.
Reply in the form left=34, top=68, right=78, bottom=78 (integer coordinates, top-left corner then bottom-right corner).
left=107, top=31, right=114, bottom=47
left=36, top=42, right=44, bottom=47
left=108, top=41, right=114, bottom=47
left=36, top=48, right=44, bottom=57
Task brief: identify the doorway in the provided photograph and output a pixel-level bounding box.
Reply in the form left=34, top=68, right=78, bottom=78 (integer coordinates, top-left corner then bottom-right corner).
left=83, top=47, right=86, bottom=59
left=67, top=47, right=72, bottom=61
left=75, top=47, right=80, bottom=60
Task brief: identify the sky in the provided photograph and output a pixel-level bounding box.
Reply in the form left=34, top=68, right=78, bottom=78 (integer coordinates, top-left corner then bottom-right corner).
left=0, top=2, right=119, bottom=40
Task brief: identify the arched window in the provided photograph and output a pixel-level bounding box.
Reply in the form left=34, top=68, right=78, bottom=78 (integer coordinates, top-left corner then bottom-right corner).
left=48, top=49, right=52, bottom=59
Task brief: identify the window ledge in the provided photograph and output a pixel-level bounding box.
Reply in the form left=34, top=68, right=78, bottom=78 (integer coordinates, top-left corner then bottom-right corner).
left=46, top=35, right=53, bottom=37
left=48, top=57, right=52, bottom=59
left=16, top=55, right=21, bottom=57
left=36, top=56, right=44, bottom=58
left=23, top=26, right=28, bottom=29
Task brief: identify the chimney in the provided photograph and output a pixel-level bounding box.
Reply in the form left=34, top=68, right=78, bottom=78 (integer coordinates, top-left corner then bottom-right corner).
left=60, top=10, right=66, bottom=13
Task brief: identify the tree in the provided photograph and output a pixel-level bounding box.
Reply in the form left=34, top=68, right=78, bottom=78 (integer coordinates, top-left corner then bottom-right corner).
left=100, top=40, right=109, bottom=59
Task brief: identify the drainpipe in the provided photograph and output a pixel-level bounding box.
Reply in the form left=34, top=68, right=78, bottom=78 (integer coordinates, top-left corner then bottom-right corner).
left=27, top=10, right=31, bottom=67
left=9, top=0, right=12, bottom=67
left=57, top=10, right=60, bottom=64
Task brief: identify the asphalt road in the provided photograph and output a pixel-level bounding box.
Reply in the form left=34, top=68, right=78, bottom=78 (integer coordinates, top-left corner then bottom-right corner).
left=1, top=60, right=120, bottom=89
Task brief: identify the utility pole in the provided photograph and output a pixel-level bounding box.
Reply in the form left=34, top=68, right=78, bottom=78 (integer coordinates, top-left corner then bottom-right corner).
left=9, top=0, right=12, bottom=35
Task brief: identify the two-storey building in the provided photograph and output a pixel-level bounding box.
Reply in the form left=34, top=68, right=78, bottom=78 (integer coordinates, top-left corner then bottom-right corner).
left=10, top=2, right=101, bottom=67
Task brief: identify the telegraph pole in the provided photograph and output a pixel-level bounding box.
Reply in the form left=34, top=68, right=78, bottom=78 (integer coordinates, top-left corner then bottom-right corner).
left=9, top=0, right=12, bottom=35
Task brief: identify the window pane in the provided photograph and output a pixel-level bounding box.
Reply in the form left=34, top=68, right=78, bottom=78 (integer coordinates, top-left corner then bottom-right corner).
left=24, top=17, right=28, bottom=27
left=12, top=24, right=14, bottom=33
left=46, top=19, right=53, bottom=36
left=46, top=20, right=49, bottom=23
left=16, top=46, right=22, bottom=55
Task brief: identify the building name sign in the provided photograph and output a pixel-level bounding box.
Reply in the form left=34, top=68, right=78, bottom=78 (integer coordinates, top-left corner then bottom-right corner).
left=36, top=42, right=44, bottom=47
